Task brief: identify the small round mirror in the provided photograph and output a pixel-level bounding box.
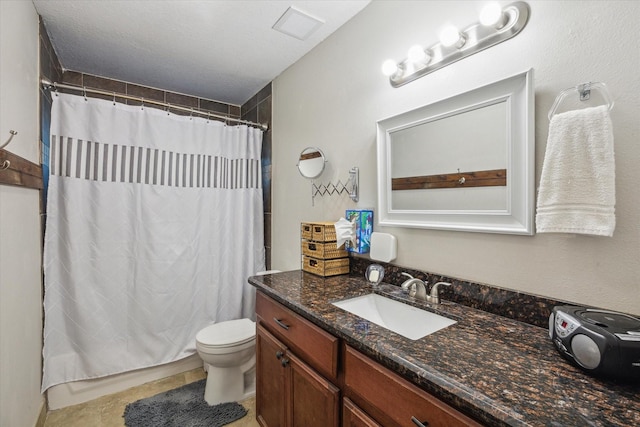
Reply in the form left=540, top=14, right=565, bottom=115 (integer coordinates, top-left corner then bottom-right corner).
left=297, top=147, right=326, bottom=179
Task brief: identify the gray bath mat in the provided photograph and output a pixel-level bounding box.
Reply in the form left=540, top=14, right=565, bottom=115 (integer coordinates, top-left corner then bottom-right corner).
left=123, top=379, right=248, bottom=427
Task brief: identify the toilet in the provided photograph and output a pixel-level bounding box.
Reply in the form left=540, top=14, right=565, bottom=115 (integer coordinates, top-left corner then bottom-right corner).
left=195, top=270, right=280, bottom=405
left=196, top=318, right=256, bottom=405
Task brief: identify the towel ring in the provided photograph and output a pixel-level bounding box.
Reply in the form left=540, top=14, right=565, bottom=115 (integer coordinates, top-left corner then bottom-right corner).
left=548, top=81, right=614, bottom=120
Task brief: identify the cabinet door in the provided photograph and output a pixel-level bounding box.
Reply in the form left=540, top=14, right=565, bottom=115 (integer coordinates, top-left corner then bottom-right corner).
left=256, top=323, right=288, bottom=427
left=343, top=397, right=382, bottom=427
left=288, top=351, right=340, bottom=427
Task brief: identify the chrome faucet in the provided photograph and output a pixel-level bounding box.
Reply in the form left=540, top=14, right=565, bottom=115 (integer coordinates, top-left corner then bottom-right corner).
left=400, top=273, right=451, bottom=304
left=400, top=272, right=424, bottom=292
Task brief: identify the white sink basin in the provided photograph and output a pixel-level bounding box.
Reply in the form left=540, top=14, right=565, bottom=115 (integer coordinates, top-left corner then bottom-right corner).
left=332, top=293, right=456, bottom=340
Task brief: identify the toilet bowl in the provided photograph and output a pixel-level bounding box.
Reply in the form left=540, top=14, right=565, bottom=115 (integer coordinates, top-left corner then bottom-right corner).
left=196, top=318, right=256, bottom=405
left=195, top=270, right=280, bottom=405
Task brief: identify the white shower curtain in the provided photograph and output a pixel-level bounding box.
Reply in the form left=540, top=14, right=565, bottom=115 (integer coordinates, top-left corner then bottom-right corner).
left=42, top=93, right=264, bottom=392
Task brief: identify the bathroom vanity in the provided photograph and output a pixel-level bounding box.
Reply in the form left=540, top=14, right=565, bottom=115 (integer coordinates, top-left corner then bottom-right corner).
left=256, top=291, right=340, bottom=427
left=250, top=270, right=639, bottom=427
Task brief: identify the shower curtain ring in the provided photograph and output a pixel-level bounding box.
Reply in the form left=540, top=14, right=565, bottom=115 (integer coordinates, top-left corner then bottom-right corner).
left=83, top=86, right=87, bottom=101
left=53, top=82, right=59, bottom=96
left=141, top=97, right=145, bottom=110
left=112, top=92, right=116, bottom=106
left=166, top=103, right=170, bottom=115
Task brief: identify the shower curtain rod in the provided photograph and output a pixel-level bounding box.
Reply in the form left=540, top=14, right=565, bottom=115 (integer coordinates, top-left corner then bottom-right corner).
left=40, top=78, right=268, bottom=131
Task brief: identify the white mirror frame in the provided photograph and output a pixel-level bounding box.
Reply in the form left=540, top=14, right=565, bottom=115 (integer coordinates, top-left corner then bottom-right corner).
left=376, top=69, right=534, bottom=235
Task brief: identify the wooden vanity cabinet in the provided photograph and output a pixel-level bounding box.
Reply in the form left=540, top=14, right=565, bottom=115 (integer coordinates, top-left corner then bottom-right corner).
left=256, top=292, right=340, bottom=427
left=344, top=345, right=482, bottom=427
left=255, top=291, right=482, bottom=427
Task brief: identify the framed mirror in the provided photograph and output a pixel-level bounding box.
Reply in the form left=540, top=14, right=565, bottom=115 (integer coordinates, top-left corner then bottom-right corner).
left=297, top=147, right=326, bottom=179
left=376, top=69, right=534, bottom=235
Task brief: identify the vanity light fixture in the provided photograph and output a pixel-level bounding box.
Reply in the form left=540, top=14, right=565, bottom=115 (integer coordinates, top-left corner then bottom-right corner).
left=382, top=1, right=529, bottom=87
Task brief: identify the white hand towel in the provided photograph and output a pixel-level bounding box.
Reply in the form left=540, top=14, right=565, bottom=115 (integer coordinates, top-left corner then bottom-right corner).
left=536, top=105, right=615, bottom=236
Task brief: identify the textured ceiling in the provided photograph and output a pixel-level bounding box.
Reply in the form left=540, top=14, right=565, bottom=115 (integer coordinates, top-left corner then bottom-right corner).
left=33, top=0, right=370, bottom=105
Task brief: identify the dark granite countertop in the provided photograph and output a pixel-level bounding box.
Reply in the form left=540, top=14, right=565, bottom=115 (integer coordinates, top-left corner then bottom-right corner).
left=249, top=270, right=639, bottom=427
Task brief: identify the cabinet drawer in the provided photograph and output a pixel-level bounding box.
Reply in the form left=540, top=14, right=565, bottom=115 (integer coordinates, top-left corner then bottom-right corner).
left=302, top=256, right=350, bottom=277
left=311, top=222, right=337, bottom=242
left=301, top=240, right=348, bottom=259
left=256, top=291, right=339, bottom=381
left=301, top=223, right=313, bottom=240
left=343, top=397, right=382, bottom=427
left=344, top=346, right=482, bottom=427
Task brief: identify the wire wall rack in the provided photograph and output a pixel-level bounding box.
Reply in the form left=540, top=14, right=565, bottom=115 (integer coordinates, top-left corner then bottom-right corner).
left=311, top=167, right=358, bottom=206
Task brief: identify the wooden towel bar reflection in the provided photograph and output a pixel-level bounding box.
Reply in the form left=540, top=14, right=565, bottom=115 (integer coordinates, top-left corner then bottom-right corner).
left=0, top=148, right=43, bottom=189
left=299, top=150, right=323, bottom=161
left=392, top=168, right=506, bottom=190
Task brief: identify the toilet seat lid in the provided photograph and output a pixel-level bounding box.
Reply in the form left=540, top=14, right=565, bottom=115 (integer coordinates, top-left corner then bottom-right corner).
left=196, top=318, right=255, bottom=347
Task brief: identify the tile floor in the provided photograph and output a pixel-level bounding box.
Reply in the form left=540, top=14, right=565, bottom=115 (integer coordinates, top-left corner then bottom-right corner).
left=43, top=368, right=260, bottom=427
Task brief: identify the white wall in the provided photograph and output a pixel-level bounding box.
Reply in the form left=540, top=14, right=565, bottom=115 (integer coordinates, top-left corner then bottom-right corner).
left=271, top=1, right=640, bottom=315
left=0, top=1, right=45, bottom=426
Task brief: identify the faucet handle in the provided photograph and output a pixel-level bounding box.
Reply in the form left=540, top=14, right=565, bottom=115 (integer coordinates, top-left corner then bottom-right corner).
left=429, top=282, right=451, bottom=303
left=400, top=272, right=415, bottom=292
left=430, top=282, right=451, bottom=294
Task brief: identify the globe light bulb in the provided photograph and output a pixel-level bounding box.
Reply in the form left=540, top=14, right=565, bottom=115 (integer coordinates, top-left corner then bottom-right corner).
left=381, top=59, right=398, bottom=76
left=439, top=25, right=464, bottom=48
left=407, top=45, right=427, bottom=64
left=480, top=3, right=506, bottom=28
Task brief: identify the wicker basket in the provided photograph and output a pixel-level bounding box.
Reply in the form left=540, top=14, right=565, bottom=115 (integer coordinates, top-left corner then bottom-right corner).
left=301, top=241, right=347, bottom=259
left=310, top=222, right=337, bottom=242
left=302, top=256, right=349, bottom=277
left=301, top=223, right=313, bottom=240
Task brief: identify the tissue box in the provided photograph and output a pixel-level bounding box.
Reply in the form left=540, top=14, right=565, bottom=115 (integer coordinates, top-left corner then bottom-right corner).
left=345, top=209, right=373, bottom=254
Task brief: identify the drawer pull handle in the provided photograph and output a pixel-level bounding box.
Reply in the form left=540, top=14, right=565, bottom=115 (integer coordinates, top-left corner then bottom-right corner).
left=411, top=416, right=429, bottom=427
left=273, top=317, right=290, bottom=330
left=281, top=358, right=289, bottom=367
left=275, top=351, right=284, bottom=360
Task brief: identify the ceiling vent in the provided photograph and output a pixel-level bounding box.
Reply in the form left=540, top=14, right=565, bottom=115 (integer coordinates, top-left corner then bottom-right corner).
left=272, top=6, right=324, bottom=41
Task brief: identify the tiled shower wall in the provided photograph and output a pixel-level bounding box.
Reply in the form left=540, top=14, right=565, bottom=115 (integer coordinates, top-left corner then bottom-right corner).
left=39, top=20, right=273, bottom=269
left=241, top=86, right=272, bottom=269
